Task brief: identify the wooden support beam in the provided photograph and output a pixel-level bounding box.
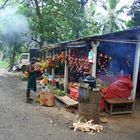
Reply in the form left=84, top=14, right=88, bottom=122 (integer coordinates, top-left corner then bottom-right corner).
left=91, top=41, right=99, bottom=78
left=64, top=49, right=68, bottom=94
left=131, top=43, right=140, bottom=100
left=52, top=49, right=55, bottom=80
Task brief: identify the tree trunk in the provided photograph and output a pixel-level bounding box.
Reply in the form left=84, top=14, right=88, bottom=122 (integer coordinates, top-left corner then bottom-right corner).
left=33, top=0, right=45, bottom=49
left=9, top=46, right=16, bottom=68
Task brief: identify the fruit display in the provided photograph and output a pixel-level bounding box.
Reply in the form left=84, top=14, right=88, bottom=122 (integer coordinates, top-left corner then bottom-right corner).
left=69, top=56, right=92, bottom=82
left=68, top=47, right=92, bottom=82
left=46, top=51, right=65, bottom=68
left=59, top=51, right=65, bottom=63
left=36, top=60, right=46, bottom=72
left=46, top=56, right=56, bottom=68
left=40, top=78, right=49, bottom=86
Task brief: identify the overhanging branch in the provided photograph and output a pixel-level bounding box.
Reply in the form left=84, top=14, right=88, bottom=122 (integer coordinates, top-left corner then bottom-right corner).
left=0, top=0, right=9, bottom=9
left=0, top=0, right=25, bottom=9
left=31, top=36, right=40, bottom=44
left=20, top=0, right=26, bottom=4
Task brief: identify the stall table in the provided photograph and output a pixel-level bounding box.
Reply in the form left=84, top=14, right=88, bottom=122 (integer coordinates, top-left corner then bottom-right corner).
left=105, top=98, right=134, bottom=115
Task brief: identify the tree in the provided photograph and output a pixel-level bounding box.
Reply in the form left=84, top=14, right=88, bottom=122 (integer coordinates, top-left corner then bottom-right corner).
left=128, top=0, right=140, bottom=27
left=19, top=0, right=84, bottom=48
left=1, top=0, right=84, bottom=49
left=91, top=0, right=128, bottom=34
left=82, top=0, right=100, bottom=36
left=0, top=1, right=30, bottom=66
left=0, top=0, right=85, bottom=67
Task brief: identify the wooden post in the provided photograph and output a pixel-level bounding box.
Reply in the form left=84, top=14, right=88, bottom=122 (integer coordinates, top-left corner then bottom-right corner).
left=91, top=41, right=99, bottom=78
left=64, top=48, right=68, bottom=94
left=52, top=49, right=55, bottom=80
left=45, top=50, right=48, bottom=74
left=131, top=43, right=140, bottom=100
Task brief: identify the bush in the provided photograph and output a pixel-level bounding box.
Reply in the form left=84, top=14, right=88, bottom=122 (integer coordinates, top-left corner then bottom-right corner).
left=0, top=60, right=9, bottom=68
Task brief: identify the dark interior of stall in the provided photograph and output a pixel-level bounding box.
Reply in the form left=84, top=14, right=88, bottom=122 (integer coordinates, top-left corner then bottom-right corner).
left=97, top=40, right=140, bottom=99
left=97, top=41, right=135, bottom=75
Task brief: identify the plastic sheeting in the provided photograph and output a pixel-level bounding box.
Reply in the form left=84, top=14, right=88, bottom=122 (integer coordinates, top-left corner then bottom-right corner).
left=100, top=76, right=133, bottom=110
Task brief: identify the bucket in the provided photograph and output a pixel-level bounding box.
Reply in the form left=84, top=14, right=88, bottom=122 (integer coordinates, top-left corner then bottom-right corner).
left=78, top=103, right=100, bottom=124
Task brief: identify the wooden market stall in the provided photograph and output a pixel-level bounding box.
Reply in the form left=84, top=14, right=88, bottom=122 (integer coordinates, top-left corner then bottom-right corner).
left=41, top=28, right=140, bottom=111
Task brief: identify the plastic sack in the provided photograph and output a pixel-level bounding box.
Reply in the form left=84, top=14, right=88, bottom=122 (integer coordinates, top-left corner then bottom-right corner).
left=39, top=88, right=55, bottom=107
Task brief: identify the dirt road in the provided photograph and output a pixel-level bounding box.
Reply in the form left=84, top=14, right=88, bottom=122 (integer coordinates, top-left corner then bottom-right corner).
left=0, top=70, right=140, bottom=140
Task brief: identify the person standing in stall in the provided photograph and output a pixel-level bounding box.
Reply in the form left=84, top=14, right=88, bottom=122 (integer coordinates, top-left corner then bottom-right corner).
left=26, top=57, right=38, bottom=103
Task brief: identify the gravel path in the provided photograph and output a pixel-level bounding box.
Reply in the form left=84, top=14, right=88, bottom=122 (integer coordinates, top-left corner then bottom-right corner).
left=0, top=71, right=94, bottom=140
left=0, top=70, right=140, bottom=140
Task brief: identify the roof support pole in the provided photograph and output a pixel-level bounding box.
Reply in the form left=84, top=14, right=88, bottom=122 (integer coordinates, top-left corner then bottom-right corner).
left=131, top=43, right=140, bottom=100
left=91, top=41, right=99, bottom=78
left=52, top=49, right=55, bottom=80
left=64, top=48, right=68, bottom=94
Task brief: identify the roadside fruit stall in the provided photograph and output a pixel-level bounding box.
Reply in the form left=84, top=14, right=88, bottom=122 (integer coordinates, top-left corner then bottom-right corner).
left=20, top=28, right=140, bottom=133
left=44, top=29, right=140, bottom=112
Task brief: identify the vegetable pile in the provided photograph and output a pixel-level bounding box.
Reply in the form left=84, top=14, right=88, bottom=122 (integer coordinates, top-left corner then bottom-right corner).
left=47, top=84, right=65, bottom=96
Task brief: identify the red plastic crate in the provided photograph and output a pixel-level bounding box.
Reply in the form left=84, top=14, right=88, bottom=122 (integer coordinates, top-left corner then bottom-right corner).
left=70, top=87, right=79, bottom=101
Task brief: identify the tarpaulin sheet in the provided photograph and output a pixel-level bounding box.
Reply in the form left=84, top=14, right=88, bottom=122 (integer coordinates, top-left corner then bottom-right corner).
left=100, top=76, right=133, bottom=110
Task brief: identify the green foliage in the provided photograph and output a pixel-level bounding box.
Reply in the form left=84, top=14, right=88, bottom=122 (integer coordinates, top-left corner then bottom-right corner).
left=82, top=1, right=100, bottom=36
left=90, top=0, right=128, bottom=34
left=0, top=0, right=130, bottom=64
left=128, top=0, right=140, bottom=27
left=47, top=84, right=65, bottom=96
left=19, top=0, right=84, bottom=44
left=0, top=60, right=9, bottom=68
left=0, top=0, right=87, bottom=65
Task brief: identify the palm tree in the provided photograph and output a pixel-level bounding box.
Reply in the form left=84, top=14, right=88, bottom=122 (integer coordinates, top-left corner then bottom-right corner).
left=94, top=0, right=128, bottom=34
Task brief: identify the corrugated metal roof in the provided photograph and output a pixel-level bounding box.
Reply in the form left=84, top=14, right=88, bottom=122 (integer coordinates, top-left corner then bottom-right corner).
left=42, top=27, right=140, bottom=50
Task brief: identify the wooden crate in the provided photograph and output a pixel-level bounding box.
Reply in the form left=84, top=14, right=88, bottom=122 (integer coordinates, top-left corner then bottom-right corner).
left=55, top=95, right=78, bottom=107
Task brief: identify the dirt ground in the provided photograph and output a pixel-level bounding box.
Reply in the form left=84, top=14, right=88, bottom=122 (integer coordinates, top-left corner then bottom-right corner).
left=0, top=69, right=140, bottom=140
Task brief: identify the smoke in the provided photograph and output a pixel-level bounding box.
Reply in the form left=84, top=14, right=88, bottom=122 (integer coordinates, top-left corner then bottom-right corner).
left=0, top=5, right=30, bottom=45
